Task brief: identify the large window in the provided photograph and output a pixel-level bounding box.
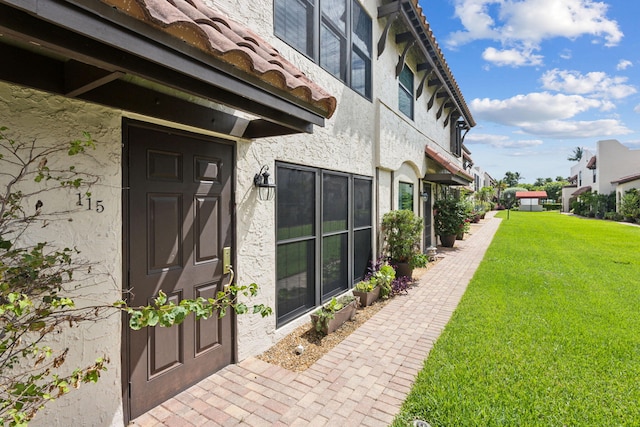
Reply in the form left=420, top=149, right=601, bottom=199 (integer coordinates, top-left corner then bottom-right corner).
left=275, top=0, right=372, bottom=99
left=276, top=164, right=372, bottom=326
left=398, top=65, right=414, bottom=119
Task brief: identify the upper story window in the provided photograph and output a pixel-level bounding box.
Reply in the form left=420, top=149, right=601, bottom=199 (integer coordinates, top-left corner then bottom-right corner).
left=450, top=120, right=464, bottom=157
left=275, top=0, right=372, bottom=99
left=592, top=168, right=596, bottom=183
left=578, top=171, right=582, bottom=186
left=398, top=65, right=414, bottom=119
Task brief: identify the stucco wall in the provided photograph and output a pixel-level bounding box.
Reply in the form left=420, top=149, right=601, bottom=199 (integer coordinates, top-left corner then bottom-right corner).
left=0, top=82, right=124, bottom=427
left=598, top=139, right=640, bottom=195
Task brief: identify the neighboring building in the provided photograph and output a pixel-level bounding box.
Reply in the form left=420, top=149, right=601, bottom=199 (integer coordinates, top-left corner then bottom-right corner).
left=0, top=0, right=475, bottom=424
left=567, top=140, right=640, bottom=212
left=516, top=191, right=548, bottom=212
left=611, top=173, right=640, bottom=209
left=471, top=165, right=496, bottom=193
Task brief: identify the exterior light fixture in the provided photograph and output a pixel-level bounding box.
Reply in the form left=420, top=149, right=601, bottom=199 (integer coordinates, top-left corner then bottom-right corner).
left=254, top=165, right=276, bottom=201
left=420, top=192, right=430, bottom=201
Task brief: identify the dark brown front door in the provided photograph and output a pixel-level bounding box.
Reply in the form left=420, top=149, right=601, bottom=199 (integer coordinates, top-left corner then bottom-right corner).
left=125, top=122, right=234, bottom=419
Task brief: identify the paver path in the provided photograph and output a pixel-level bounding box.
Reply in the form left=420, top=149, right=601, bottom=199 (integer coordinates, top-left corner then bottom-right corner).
left=132, top=213, right=502, bottom=426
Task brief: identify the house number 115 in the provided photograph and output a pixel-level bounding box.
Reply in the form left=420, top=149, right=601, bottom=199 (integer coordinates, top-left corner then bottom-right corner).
left=76, top=193, right=104, bottom=213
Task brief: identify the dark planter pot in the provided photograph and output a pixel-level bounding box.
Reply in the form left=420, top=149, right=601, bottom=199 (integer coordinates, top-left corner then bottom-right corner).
left=440, top=234, right=456, bottom=247
left=310, top=299, right=358, bottom=335
left=456, top=231, right=464, bottom=240
left=353, top=286, right=380, bottom=307
left=394, top=262, right=413, bottom=279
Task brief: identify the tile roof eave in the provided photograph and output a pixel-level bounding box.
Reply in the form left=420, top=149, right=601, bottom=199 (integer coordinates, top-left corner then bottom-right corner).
left=99, top=0, right=337, bottom=119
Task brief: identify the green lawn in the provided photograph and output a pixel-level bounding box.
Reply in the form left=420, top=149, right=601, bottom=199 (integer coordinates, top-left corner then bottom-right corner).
left=393, top=211, right=640, bottom=426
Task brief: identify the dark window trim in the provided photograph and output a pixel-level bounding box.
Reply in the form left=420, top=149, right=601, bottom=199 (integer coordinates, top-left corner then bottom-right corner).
left=399, top=64, right=414, bottom=120
left=275, top=162, right=372, bottom=327
left=274, top=0, right=373, bottom=101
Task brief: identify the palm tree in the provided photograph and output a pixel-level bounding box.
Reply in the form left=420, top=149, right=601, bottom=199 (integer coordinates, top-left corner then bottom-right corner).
left=494, top=179, right=507, bottom=202
left=567, top=146, right=583, bottom=161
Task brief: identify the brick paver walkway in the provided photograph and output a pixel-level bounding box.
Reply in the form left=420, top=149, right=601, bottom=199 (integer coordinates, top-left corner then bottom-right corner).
left=131, top=213, right=501, bottom=426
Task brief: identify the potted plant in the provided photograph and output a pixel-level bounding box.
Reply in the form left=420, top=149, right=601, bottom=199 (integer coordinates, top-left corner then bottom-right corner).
left=310, top=295, right=358, bottom=335
left=380, top=210, right=424, bottom=278
left=353, top=278, right=380, bottom=307
left=433, top=196, right=466, bottom=247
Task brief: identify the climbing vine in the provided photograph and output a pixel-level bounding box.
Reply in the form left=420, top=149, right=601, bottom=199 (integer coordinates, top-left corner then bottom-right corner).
left=0, top=127, right=271, bottom=426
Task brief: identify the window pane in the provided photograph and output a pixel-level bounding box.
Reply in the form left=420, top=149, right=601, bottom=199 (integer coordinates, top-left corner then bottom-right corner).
left=353, top=229, right=371, bottom=283
left=321, top=0, right=346, bottom=33
left=399, top=65, right=413, bottom=91
left=277, top=240, right=315, bottom=324
left=399, top=88, right=413, bottom=119
left=352, top=1, right=371, bottom=56
left=320, top=24, right=346, bottom=80
left=351, top=49, right=371, bottom=98
left=354, top=178, right=371, bottom=227
left=399, top=66, right=414, bottom=118
left=277, top=167, right=315, bottom=240
left=275, top=0, right=313, bottom=56
left=322, top=233, right=348, bottom=298
left=399, top=182, right=414, bottom=211
left=323, top=174, right=348, bottom=232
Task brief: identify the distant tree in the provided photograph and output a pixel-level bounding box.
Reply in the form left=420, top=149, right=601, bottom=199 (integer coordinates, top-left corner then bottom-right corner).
left=533, top=177, right=545, bottom=187
left=543, top=181, right=564, bottom=201
left=493, top=179, right=507, bottom=202
left=567, top=146, right=583, bottom=161
left=555, top=176, right=565, bottom=182
left=504, top=171, right=523, bottom=187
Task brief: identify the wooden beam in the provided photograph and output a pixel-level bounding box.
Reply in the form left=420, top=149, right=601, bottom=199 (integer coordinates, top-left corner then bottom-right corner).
left=377, top=1, right=401, bottom=18
left=377, top=11, right=399, bottom=57
left=64, top=60, right=123, bottom=97
left=427, top=86, right=441, bottom=110
left=395, top=40, right=415, bottom=77
left=394, top=32, right=414, bottom=44
left=416, top=70, right=433, bottom=99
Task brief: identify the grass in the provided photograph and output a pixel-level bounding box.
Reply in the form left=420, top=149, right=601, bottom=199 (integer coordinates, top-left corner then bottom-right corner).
left=392, top=211, right=640, bottom=426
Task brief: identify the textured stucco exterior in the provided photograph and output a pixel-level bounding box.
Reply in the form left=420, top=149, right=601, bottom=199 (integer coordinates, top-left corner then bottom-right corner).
left=1, top=0, right=474, bottom=424
left=567, top=140, right=640, bottom=212
left=0, top=82, right=124, bottom=427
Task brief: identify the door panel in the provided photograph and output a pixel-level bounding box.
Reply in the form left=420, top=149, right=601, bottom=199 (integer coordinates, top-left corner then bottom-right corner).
left=125, top=122, right=234, bottom=419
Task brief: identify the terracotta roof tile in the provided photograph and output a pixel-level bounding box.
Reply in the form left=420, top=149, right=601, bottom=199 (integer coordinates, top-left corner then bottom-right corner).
left=515, top=191, right=547, bottom=199
left=425, top=145, right=473, bottom=182
left=100, top=0, right=336, bottom=118
left=586, top=155, right=597, bottom=169
left=572, top=186, right=592, bottom=196
left=611, top=173, right=640, bottom=184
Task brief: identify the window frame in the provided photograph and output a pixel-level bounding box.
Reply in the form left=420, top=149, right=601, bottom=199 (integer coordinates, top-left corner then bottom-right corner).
left=398, top=64, right=414, bottom=119
left=398, top=181, right=414, bottom=211
left=274, top=0, right=372, bottom=100
left=275, top=162, right=373, bottom=327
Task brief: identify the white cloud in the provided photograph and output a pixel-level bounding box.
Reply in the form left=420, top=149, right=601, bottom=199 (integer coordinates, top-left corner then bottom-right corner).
left=470, top=92, right=605, bottom=125
left=519, top=119, right=632, bottom=138
left=634, top=104, right=640, bottom=114
left=559, top=49, right=572, bottom=60
left=482, top=47, right=543, bottom=67
left=465, top=133, right=544, bottom=148
left=446, top=0, right=623, bottom=66
left=617, top=59, right=633, bottom=70
left=541, top=69, right=637, bottom=99
left=470, top=92, right=633, bottom=138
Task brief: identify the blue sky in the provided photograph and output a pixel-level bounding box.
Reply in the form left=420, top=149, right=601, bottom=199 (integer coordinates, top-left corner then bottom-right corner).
left=419, top=0, right=640, bottom=183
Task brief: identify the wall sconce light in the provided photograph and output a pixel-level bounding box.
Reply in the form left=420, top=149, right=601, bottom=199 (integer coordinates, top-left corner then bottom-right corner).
left=254, top=165, right=276, bottom=201
left=420, top=192, right=430, bottom=202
